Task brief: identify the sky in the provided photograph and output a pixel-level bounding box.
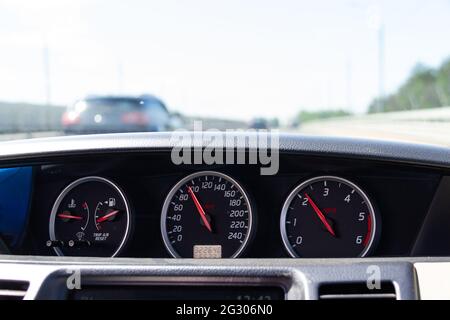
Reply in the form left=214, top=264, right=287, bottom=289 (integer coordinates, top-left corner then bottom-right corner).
left=0, top=0, right=450, bottom=121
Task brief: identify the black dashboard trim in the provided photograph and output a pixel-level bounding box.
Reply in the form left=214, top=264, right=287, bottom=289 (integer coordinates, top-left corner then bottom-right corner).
left=0, top=132, right=449, bottom=170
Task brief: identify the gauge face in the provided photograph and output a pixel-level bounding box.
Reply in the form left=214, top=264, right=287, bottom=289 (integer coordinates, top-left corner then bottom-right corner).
left=161, top=171, right=254, bottom=258
left=49, top=176, right=131, bottom=257
left=280, top=176, right=377, bottom=258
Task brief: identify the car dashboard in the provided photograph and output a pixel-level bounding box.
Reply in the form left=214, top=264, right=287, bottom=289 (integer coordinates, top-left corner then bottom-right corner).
left=1, top=132, right=450, bottom=300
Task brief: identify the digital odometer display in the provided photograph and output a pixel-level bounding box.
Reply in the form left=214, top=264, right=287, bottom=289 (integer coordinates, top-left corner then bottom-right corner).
left=280, top=176, right=378, bottom=258
left=161, top=171, right=254, bottom=258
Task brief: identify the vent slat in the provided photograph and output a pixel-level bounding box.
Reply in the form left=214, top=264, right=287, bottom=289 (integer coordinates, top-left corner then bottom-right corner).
left=319, top=282, right=396, bottom=300
left=0, top=280, right=29, bottom=300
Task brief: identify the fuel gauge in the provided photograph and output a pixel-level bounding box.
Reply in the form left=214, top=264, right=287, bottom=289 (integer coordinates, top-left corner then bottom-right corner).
left=49, top=176, right=131, bottom=257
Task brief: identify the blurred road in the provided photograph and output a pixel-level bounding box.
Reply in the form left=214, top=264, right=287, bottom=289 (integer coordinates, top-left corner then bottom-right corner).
left=1, top=107, right=450, bottom=148
left=0, top=117, right=247, bottom=142
left=297, top=107, right=450, bottom=148
left=0, top=131, right=61, bottom=142
left=298, top=121, right=450, bottom=147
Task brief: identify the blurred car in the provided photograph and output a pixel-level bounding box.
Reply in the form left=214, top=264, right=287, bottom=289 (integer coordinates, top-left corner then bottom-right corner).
left=167, top=111, right=185, bottom=130
left=62, top=95, right=171, bottom=134
left=288, top=118, right=301, bottom=130
left=248, top=117, right=269, bottom=129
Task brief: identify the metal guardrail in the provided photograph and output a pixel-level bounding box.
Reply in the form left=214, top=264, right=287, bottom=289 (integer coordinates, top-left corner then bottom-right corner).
left=183, top=117, right=248, bottom=131
left=321, top=106, right=450, bottom=123
left=0, top=102, right=64, bottom=133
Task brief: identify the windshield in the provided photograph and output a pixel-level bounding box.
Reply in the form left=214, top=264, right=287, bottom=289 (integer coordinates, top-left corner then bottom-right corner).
left=1, top=0, right=450, bottom=146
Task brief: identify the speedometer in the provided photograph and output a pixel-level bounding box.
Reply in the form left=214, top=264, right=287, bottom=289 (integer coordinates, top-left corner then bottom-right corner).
left=161, top=171, right=254, bottom=258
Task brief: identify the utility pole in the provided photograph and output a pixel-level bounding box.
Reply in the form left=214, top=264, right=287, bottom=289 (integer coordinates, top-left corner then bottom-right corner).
left=326, top=78, right=332, bottom=110
left=377, top=24, right=385, bottom=113
left=117, top=60, right=124, bottom=93
left=364, top=2, right=386, bottom=113
left=43, top=42, right=52, bottom=105
left=346, top=57, right=353, bottom=110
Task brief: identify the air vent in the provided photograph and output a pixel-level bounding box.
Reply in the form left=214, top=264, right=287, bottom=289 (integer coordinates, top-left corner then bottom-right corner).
left=319, top=282, right=396, bottom=300
left=0, top=280, right=29, bottom=300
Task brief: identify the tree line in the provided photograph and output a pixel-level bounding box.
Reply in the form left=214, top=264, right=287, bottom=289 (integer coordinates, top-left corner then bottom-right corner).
left=294, top=56, right=450, bottom=124
left=369, top=58, right=450, bottom=113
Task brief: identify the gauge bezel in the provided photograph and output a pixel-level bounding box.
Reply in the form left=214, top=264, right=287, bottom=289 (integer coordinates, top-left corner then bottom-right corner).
left=280, top=175, right=378, bottom=258
left=49, top=176, right=131, bottom=257
left=161, top=171, right=254, bottom=258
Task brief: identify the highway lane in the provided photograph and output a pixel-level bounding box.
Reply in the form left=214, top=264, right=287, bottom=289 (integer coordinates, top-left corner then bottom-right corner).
left=298, top=120, right=450, bottom=147
left=0, top=131, right=62, bottom=142
left=1, top=123, right=449, bottom=149
left=296, top=107, right=450, bottom=148
left=1, top=106, right=450, bottom=149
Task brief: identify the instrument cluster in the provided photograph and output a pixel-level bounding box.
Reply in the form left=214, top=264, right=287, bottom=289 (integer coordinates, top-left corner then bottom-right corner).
left=23, top=151, right=438, bottom=259
left=46, top=171, right=380, bottom=258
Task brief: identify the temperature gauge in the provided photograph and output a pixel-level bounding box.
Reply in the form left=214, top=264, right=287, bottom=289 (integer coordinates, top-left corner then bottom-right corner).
left=49, top=176, right=131, bottom=257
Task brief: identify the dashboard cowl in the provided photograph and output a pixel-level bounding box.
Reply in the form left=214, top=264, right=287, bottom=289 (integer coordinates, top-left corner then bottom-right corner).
left=0, top=132, right=450, bottom=169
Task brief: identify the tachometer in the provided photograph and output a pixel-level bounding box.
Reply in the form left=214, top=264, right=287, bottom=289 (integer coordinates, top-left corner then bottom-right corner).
left=280, top=176, right=378, bottom=258
left=161, top=171, right=254, bottom=258
left=49, top=176, right=131, bottom=257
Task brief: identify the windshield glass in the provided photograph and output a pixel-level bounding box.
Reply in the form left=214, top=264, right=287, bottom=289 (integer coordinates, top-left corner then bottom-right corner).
left=1, top=0, right=450, bottom=146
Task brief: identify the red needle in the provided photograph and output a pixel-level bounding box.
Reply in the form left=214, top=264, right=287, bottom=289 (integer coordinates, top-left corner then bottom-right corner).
left=96, top=210, right=120, bottom=223
left=187, top=186, right=213, bottom=233
left=304, top=193, right=336, bottom=237
left=58, top=213, right=83, bottom=220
